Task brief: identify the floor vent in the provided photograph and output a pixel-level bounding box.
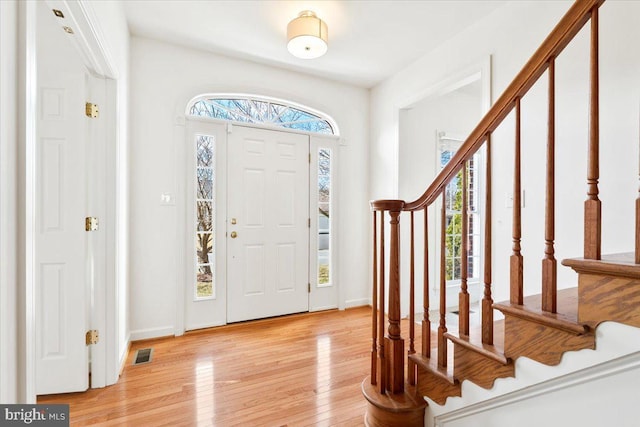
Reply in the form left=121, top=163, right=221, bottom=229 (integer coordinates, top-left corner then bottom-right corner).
left=133, top=348, right=153, bottom=365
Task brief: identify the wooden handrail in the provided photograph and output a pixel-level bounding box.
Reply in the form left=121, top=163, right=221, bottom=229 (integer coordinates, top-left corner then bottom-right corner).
left=402, top=0, right=604, bottom=212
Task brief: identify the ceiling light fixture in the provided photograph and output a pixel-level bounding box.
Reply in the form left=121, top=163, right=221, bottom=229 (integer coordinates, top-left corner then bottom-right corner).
left=287, top=10, right=328, bottom=59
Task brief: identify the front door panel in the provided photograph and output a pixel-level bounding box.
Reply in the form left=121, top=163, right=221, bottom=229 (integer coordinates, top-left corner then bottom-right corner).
left=227, top=127, right=309, bottom=323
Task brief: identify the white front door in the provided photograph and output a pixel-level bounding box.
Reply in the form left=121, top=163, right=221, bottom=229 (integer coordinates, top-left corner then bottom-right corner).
left=227, top=126, right=310, bottom=323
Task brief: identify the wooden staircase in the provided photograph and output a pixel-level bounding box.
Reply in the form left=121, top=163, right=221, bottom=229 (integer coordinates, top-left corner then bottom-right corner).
left=361, top=0, right=640, bottom=425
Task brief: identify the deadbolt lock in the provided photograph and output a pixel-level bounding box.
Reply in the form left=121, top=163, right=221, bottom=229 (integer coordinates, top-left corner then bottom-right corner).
left=231, top=218, right=237, bottom=225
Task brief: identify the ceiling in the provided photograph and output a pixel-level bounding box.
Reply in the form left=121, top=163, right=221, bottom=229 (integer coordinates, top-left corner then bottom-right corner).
left=123, top=1, right=506, bottom=89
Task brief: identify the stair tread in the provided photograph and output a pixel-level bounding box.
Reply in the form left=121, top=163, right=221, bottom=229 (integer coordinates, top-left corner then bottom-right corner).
left=409, top=353, right=457, bottom=385
left=494, top=288, right=588, bottom=335
left=562, top=252, right=640, bottom=278
left=444, top=330, right=509, bottom=365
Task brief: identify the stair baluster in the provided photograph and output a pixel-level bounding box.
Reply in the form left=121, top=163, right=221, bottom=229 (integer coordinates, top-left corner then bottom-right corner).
left=408, top=211, right=416, bottom=385
left=542, top=58, right=558, bottom=313
left=371, top=211, right=378, bottom=386
left=511, top=98, right=524, bottom=305
left=423, top=208, right=431, bottom=356
left=585, top=6, right=601, bottom=260
left=438, top=193, right=448, bottom=368
left=377, top=210, right=386, bottom=393
left=482, top=134, right=493, bottom=345
left=460, top=162, right=470, bottom=336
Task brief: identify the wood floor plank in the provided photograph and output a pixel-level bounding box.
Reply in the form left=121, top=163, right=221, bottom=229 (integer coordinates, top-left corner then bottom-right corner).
left=39, top=307, right=377, bottom=426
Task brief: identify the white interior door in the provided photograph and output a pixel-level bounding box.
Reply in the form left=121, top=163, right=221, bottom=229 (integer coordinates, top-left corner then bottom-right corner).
left=227, top=126, right=310, bottom=323
left=35, top=72, right=89, bottom=395
left=35, top=3, right=89, bottom=395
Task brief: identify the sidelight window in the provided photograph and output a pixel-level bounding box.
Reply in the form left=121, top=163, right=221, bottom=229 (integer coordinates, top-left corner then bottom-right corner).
left=195, top=134, right=215, bottom=299
left=318, top=148, right=332, bottom=286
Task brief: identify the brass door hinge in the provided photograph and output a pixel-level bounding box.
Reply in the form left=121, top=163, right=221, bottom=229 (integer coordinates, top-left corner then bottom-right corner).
left=85, top=102, right=99, bottom=118
left=86, top=330, right=99, bottom=346
left=85, top=217, right=99, bottom=231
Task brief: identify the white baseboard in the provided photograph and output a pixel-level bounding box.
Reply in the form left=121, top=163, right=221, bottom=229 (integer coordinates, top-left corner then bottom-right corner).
left=129, top=326, right=175, bottom=341
left=184, top=320, right=226, bottom=332
left=345, top=298, right=370, bottom=308
left=310, top=304, right=338, bottom=312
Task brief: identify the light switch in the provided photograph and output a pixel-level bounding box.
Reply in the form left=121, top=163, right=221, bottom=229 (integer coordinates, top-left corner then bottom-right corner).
left=160, top=193, right=175, bottom=206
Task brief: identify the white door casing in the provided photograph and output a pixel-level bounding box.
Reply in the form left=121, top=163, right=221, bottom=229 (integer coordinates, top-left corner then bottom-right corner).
left=227, top=126, right=310, bottom=323
left=85, top=73, right=108, bottom=388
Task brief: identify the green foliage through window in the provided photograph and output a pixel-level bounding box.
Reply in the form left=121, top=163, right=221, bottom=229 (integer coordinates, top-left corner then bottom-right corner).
left=442, top=149, right=480, bottom=282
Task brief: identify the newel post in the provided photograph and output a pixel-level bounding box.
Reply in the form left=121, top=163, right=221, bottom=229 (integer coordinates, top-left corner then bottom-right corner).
left=387, top=208, right=404, bottom=393
left=370, top=199, right=406, bottom=395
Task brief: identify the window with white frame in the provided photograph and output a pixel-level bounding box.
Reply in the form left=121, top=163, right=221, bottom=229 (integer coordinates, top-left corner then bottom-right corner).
left=440, top=134, right=481, bottom=284
left=318, top=147, right=332, bottom=286
left=195, top=134, right=215, bottom=299
left=187, top=94, right=340, bottom=301
left=189, top=96, right=336, bottom=135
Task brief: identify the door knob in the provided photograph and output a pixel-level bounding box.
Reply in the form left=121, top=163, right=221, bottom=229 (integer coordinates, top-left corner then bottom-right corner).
left=230, top=231, right=238, bottom=238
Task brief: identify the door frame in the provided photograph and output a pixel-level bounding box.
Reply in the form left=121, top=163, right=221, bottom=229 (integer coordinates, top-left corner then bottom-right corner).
left=19, top=0, right=120, bottom=401
left=176, top=116, right=340, bottom=334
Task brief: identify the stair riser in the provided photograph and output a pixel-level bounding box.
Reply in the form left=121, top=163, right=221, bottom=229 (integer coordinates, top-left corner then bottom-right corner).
left=579, top=273, right=640, bottom=329
left=416, top=367, right=461, bottom=405
left=453, top=346, right=514, bottom=389
left=503, top=316, right=594, bottom=365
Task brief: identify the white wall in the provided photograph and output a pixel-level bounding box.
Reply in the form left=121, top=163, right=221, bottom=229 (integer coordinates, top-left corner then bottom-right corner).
left=399, top=86, right=481, bottom=202
left=370, top=1, right=640, bottom=305
left=129, top=37, right=370, bottom=338
left=398, top=86, right=483, bottom=315
left=0, top=0, right=19, bottom=404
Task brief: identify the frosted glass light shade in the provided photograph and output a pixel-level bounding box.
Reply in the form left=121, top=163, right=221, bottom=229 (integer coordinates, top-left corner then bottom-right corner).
left=287, top=11, right=328, bottom=59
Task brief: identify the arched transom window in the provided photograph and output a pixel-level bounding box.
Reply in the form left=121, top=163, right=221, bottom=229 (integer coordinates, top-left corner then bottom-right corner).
left=188, top=95, right=337, bottom=135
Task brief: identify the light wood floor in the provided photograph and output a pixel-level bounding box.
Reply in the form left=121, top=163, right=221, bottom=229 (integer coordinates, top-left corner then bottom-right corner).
left=39, top=307, right=376, bottom=426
